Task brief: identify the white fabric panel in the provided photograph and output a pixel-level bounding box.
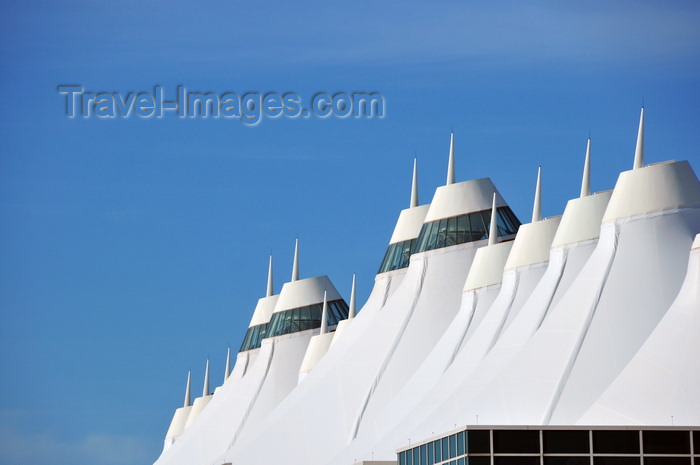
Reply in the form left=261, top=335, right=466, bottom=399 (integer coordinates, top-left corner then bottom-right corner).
left=442, top=207, right=700, bottom=428
left=326, top=238, right=601, bottom=463
left=577, top=236, right=700, bottom=425
left=154, top=329, right=314, bottom=465
left=351, top=243, right=483, bottom=438
left=215, top=241, right=482, bottom=465
left=550, top=207, right=700, bottom=423
left=352, top=282, right=501, bottom=443
left=228, top=350, right=255, bottom=385
left=194, top=269, right=406, bottom=465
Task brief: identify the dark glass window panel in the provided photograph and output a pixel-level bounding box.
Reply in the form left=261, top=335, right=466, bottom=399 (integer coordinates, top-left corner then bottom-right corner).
left=406, top=449, right=413, bottom=465
left=494, top=457, right=539, bottom=465
left=421, top=444, right=427, bottom=464
left=449, top=434, right=457, bottom=458
left=593, top=430, right=639, bottom=454
left=413, top=447, right=420, bottom=465
left=468, top=212, right=487, bottom=241
left=414, top=223, right=430, bottom=253
left=243, top=323, right=268, bottom=350
left=282, top=310, right=293, bottom=334
left=427, top=441, right=434, bottom=465
left=398, top=451, right=406, bottom=465
left=378, top=246, right=392, bottom=274
left=267, top=314, right=281, bottom=337
left=466, top=430, right=490, bottom=453
left=456, top=214, right=470, bottom=244
left=643, top=459, right=691, bottom=465
left=493, top=430, right=539, bottom=453
left=481, top=209, right=493, bottom=238
left=310, top=304, right=322, bottom=327
left=496, top=209, right=512, bottom=235
left=593, top=458, right=640, bottom=465
left=442, top=437, right=449, bottom=459
left=290, top=309, right=300, bottom=332
left=427, top=221, right=439, bottom=251
left=401, top=240, right=412, bottom=268
left=501, top=206, right=521, bottom=233
left=457, top=431, right=465, bottom=455
left=544, top=458, right=590, bottom=465
left=446, top=216, right=457, bottom=246
left=434, top=440, right=442, bottom=463
left=694, top=431, right=699, bottom=453
left=457, top=459, right=465, bottom=465
left=266, top=300, right=347, bottom=337
left=387, top=241, right=402, bottom=270
left=543, top=430, right=589, bottom=454
left=465, top=458, right=490, bottom=465
left=252, top=325, right=261, bottom=347
left=239, top=327, right=253, bottom=352
left=643, top=430, right=690, bottom=454
left=300, top=306, right=311, bottom=330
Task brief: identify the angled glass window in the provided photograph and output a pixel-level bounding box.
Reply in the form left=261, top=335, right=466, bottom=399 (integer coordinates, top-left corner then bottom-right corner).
left=412, top=206, right=520, bottom=254
left=266, top=299, right=349, bottom=338
left=378, top=239, right=417, bottom=274
left=468, top=212, right=487, bottom=241
left=239, top=323, right=269, bottom=352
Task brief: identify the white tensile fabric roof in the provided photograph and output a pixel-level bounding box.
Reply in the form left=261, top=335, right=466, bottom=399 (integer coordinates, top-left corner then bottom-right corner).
left=154, top=129, right=700, bottom=465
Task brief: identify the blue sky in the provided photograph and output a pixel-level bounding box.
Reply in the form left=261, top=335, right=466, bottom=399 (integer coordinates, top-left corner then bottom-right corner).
left=1, top=1, right=699, bottom=464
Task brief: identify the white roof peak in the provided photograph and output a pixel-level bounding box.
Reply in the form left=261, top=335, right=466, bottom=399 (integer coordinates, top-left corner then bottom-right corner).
left=184, top=371, right=191, bottom=407
left=410, top=158, right=419, bottom=208
left=446, top=132, right=456, bottom=185
left=348, top=274, right=357, bottom=319
left=266, top=254, right=274, bottom=297
left=488, top=193, right=498, bottom=246
left=224, top=347, right=231, bottom=381
left=202, top=360, right=210, bottom=397
left=320, top=290, right=329, bottom=335
left=532, top=166, right=542, bottom=223
left=291, top=238, right=299, bottom=282
left=633, top=107, right=644, bottom=169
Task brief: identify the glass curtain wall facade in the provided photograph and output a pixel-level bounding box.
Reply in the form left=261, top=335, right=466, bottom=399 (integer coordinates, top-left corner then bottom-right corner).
left=266, top=299, right=349, bottom=338
left=397, top=426, right=700, bottom=465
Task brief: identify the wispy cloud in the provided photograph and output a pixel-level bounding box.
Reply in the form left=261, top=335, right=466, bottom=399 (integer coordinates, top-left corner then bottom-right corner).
left=0, top=426, right=153, bottom=465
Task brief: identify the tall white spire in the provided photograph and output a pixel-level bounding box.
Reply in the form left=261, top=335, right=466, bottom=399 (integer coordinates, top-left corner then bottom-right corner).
left=224, top=347, right=231, bottom=381
left=202, top=360, right=210, bottom=397
left=410, top=158, right=419, bottom=208
left=532, top=166, right=542, bottom=223
left=266, top=254, right=274, bottom=297
left=184, top=371, right=191, bottom=407
left=633, top=107, right=645, bottom=170
left=291, top=238, right=299, bottom=282
left=580, top=138, right=591, bottom=198
left=446, top=132, right=456, bottom=185
left=348, top=274, right=357, bottom=319
left=320, top=291, right=328, bottom=335
left=488, top=193, right=498, bottom=246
